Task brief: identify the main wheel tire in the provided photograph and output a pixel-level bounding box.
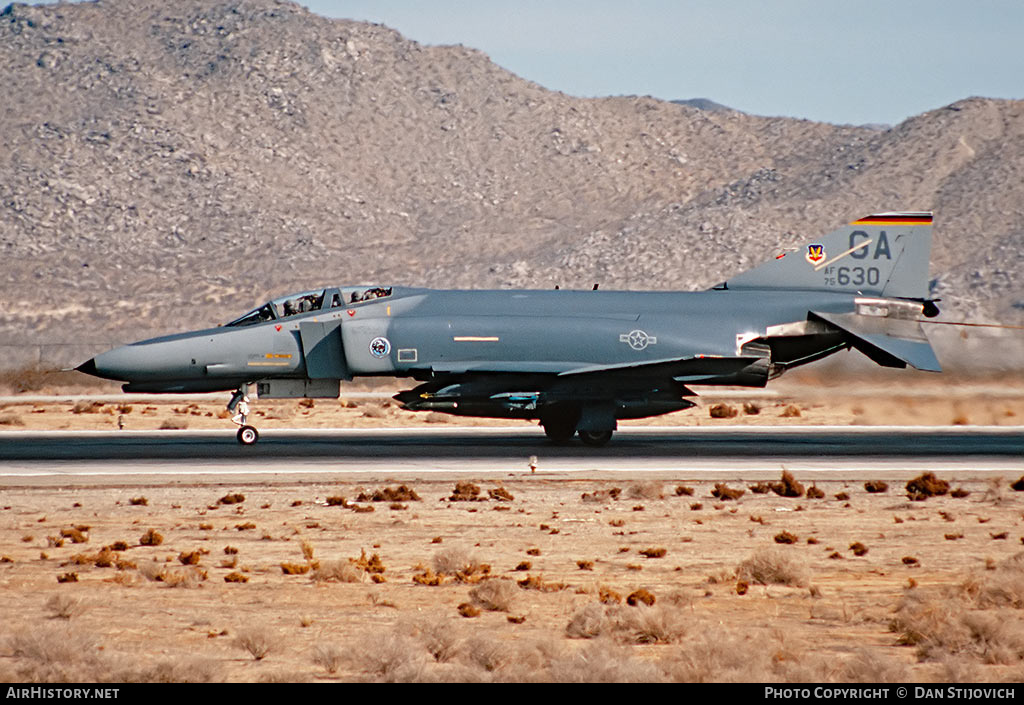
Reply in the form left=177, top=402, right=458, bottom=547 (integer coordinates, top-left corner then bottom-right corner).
left=236, top=425, right=259, bottom=445
left=542, top=419, right=576, bottom=442
left=578, top=430, right=613, bottom=447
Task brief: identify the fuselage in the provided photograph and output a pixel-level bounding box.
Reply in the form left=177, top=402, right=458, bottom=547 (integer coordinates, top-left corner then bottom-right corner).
left=81, top=285, right=860, bottom=393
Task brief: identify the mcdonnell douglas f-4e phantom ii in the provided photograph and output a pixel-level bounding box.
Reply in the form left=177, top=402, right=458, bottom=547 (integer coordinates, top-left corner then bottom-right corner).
left=78, top=212, right=942, bottom=446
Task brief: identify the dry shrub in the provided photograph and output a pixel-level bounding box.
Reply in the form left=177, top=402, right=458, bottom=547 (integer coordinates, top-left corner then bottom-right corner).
left=128, top=496, right=148, bottom=506
left=748, top=482, right=772, bottom=494
left=708, top=403, right=738, bottom=419
left=736, top=580, right=749, bottom=595
left=223, top=545, right=239, bottom=555
left=712, top=484, right=744, bottom=501
left=449, top=482, right=483, bottom=501
left=627, top=589, right=656, bottom=606
left=234, top=522, right=256, bottom=531
left=488, top=486, right=515, bottom=502
left=675, top=485, right=694, bottom=496
left=235, top=628, right=274, bottom=660
left=469, top=579, right=518, bottom=612
left=412, top=569, right=445, bottom=586
left=962, top=553, right=1024, bottom=609
left=864, top=480, right=889, bottom=493
left=743, top=402, right=761, bottom=415
left=457, top=603, right=481, bottom=618
left=56, top=572, right=78, bottom=583
left=838, top=648, right=909, bottom=683
left=582, top=487, right=621, bottom=502
left=1011, top=476, right=1024, bottom=492
left=351, top=549, right=386, bottom=575
left=774, top=531, right=799, bottom=545
left=951, top=487, right=971, bottom=498
left=566, top=603, right=610, bottom=639
left=356, top=484, right=422, bottom=502
left=618, top=604, right=686, bottom=645
left=414, top=618, right=464, bottom=663
left=906, top=472, right=950, bottom=499
left=690, top=502, right=703, bottom=511
left=178, top=551, right=201, bottom=566
left=281, top=562, right=311, bottom=575
left=577, top=560, right=594, bottom=570
left=517, top=575, right=567, bottom=592
left=0, top=412, right=25, bottom=426
left=737, top=549, right=807, bottom=587
left=548, top=640, right=664, bottom=683
left=312, top=643, right=345, bottom=675
left=312, top=559, right=363, bottom=583
left=139, top=529, right=163, bottom=546
left=640, top=547, right=667, bottom=558
left=628, top=482, right=664, bottom=500
left=771, top=470, right=804, bottom=498
left=903, top=556, right=920, bottom=566
left=515, top=561, right=531, bottom=571
left=160, top=567, right=207, bottom=588
left=835, top=491, right=850, bottom=501
left=432, top=546, right=481, bottom=576
left=60, top=528, right=88, bottom=544
left=599, top=586, right=623, bottom=604
left=850, top=542, right=869, bottom=557
left=158, top=419, right=187, bottom=430
left=355, top=633, right=429, bottom=682
left=325, top=495, right=347, bottom=506
left=806, top=486, right=824, bottom=499
left=8, top=624, right=104, bottom=682
left=45, top=594, right=86, bottom=620
left=780, top=404, right=802, bottom=418
left=300, top=540, right=314, bottom=561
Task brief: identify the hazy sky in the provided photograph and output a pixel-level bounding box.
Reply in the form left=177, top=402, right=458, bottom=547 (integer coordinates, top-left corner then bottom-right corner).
left=302, top=0, right=1023, bottom=126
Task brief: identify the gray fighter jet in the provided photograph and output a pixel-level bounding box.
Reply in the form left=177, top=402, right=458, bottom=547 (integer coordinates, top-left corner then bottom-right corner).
left=77, top=212, right=941, bottom=445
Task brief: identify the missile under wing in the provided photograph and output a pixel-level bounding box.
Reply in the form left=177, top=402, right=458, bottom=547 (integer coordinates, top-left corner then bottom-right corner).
left=78, top=213, right=941, bottom=445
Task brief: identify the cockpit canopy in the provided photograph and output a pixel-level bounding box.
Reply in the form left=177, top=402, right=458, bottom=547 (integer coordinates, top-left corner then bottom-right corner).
left=225, top=286, right=394, bottom=327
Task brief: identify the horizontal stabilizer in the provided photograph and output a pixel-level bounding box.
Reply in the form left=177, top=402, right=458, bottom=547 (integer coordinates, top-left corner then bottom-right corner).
left=810, top=311, right=941, bottom=372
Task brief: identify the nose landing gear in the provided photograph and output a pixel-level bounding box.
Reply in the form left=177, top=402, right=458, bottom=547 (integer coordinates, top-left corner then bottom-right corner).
left=228, top=388, right=259, bottom=445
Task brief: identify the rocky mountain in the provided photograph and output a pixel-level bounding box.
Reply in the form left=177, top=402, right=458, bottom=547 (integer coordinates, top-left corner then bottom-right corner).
left=0, top=0, right=1021, bottom=370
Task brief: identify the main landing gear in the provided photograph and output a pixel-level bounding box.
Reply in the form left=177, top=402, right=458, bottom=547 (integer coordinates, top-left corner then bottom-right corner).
left=228, top=387, right=259, bottom=445
left=540, top=409, right=614, bottom=447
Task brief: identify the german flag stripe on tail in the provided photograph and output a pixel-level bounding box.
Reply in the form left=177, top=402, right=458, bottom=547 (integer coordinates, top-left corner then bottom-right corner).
left=851, top=212, right=933, bottom=226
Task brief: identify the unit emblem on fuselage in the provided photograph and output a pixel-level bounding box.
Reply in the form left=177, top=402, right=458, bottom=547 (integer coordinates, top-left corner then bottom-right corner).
left=369, top=337, right=391, bottom=358
left=620, top=330, right=657, bottom=351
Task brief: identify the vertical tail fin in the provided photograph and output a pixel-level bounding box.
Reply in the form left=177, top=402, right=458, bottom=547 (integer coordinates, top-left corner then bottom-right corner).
left=719, top=213, right=933, bottom=299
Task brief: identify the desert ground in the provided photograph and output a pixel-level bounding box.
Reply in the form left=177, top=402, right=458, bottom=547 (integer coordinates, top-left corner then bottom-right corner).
left=1, top=372, right=1022, bottom=683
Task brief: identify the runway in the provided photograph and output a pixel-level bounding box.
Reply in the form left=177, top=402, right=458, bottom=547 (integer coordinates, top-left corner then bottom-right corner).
left=0, top=426, right=1020, bottom=482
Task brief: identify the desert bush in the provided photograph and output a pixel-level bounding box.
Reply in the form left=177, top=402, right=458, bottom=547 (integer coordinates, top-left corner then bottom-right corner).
left=8, top=624, right=104, bottom=681
left=139, top=529, right=162, bottom=546
left=128, top=496, right=148, bottom=506
left=640, top=547, right=667, bottom=558
left=748, top=482, right=772, bottom=494
left=582, top=487, right=621, bottom=502
left=577, top=560, right=594, bottom=570
left=312, top=559, right=363, bottom=583
left=712, top=484, right=744, bottom=500
left=628, top=482, right=664, bottom=500
left=457, top=603, right=481, bottom=618
left=627, top=589, right=656, bottom=606
left=281, top=562, right=311, bottom=575
left=356, top=485, right=422, bottom=502
left=708, top=403, right=738, bottom=419
left=414, top=618, right=464, bottom=663
left=806, top=486, right=824, bottom=499
left=774, top=531, right=799, bottom=544
left=1012, top=476, right=1024, bottom=492
left=864, top=480, right=889, bottom=493
left=737, top=549, right=807, bottom=587
left=224, top=572, right=248, bottom=583
left=45, top=594, right=86, bottom=620
left=218, top=493, right=245, bottom=505
left=449, top=482, right=482, bottom=501
left=488, top=486, right=515, bottom=502
left=906, top=472, right=950, bottom=499
left=780, top=405, right=802, bottom=418
left=617, top=604, right=686, bottom=645
left=771, top=470, right=804, bottom=498
left=469, top=579, right=518, bottom=612
left=460, top=635, right=513, bottom=673
left=311, top=643, right=345, bottom=674
left=432, top=546, right=481, bottom=576
left=837, top=648, right=909, bottom=682
left=599, top=586, right=623, bottom=604
left=235, top=628, right=274, bottom=660
left=566, top=603, right=611, bottom=639
left=0, top=412, right=25, bottom=426
left=743, top=402, right=761, bottom=415
left=675, top=485, right=694, bottom=496
left=850, top=542, right=869, bottom=557
left=548, top=640, right=664, bottom=683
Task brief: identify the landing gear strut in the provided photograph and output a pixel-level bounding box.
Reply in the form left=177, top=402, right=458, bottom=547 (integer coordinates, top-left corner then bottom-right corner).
left=228, top=387, right=259, bottom=445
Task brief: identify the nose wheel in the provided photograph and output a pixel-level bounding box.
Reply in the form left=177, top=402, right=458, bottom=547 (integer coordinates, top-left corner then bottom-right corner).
left=236, top=425, right=260, bottom=445
left=229, top=387, right=259, bottom=445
